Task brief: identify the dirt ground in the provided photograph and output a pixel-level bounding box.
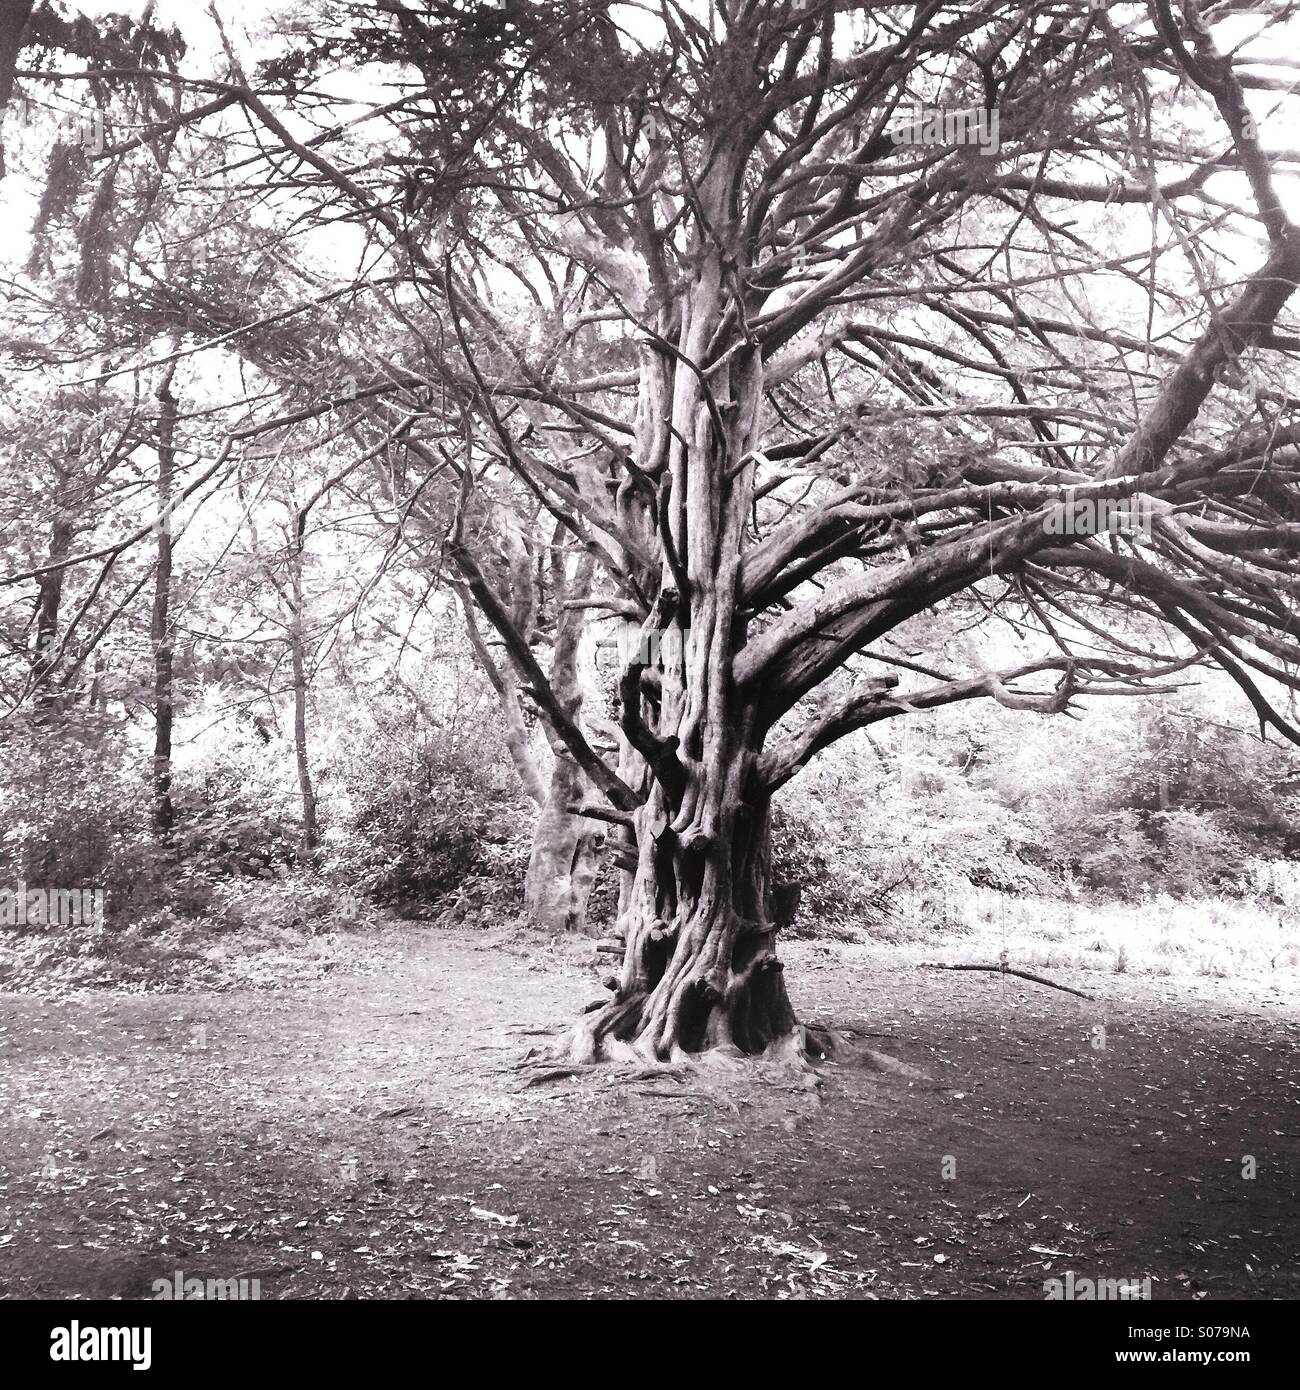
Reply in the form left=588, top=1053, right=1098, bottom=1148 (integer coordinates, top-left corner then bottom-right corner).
left=1, top=927, right=1296, bottom=1300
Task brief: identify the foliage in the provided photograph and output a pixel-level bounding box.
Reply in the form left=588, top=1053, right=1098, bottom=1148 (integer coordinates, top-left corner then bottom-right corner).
left=321, top=690, right=533, bottom=914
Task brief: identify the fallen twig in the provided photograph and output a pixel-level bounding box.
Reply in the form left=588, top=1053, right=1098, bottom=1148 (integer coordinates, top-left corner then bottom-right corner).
left=919, top=960, right=1096, bottom=1001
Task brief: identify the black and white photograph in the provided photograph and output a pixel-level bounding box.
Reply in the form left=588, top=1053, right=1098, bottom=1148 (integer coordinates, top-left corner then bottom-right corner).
left=0, top=0, right=1295, bottom=1360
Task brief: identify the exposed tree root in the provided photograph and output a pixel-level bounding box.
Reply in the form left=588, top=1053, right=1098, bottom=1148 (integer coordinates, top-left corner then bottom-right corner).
left=516, top=1064, right=593, bottom=1089
left=563, top=1001, right=831, bottom=1070
left=633, top=1085, right=748, bottom=1112
left=527, top=1010, right=933, bottom=1095
left=854, top=1048, right=933, bottom=1081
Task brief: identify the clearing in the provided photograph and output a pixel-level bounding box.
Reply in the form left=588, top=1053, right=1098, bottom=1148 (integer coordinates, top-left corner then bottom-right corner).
left=1, top=927, right=1296, bottom=1299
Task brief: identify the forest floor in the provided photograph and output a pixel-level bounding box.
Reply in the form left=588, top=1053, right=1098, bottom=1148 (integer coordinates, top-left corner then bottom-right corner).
left=1, top=924, right=1297, bottom=1300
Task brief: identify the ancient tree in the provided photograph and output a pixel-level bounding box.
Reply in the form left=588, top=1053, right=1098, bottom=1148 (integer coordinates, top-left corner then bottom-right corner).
left=361, top=0, right=1300, bottom=1063
left=14, top=0, right=1300, bottom=1062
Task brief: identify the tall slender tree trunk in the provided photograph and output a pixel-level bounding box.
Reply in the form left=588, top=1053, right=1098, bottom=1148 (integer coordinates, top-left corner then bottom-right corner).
left=32, top=516, right=73, bottom=720
left=150, top=368, right=178, bottom=835
left=288, top=541, right=318, bottom=858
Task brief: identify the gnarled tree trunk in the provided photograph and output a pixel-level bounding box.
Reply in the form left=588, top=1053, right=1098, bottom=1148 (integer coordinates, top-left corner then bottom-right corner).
left=457, top=550, right=608, bottom=934
left=574, top=776, right=799, bottom=1063
left=523, top=552, right=607, bottom=934
left=569, top=264, right=807, bottom=1060
left=523, top=749, right=605, bottom=935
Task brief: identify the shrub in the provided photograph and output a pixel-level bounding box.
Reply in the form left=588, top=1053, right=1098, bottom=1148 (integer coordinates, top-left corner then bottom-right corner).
left=322, top=698, right=532, bottom=912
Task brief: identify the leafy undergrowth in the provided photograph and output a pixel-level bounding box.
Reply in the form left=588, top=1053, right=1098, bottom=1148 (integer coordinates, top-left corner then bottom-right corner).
left=0, top=881, right=390, bottom=996
left=0, top=892, right=576, bottom=998
left=0, top=922, right=362, bottom=997
left=0, top=924, right=1296, bottom=1300
left=910, top=888, right=1300, bottom=981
